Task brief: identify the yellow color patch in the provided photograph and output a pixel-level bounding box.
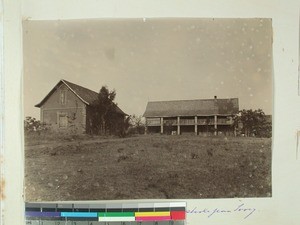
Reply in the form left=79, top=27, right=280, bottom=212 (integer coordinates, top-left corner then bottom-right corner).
left=135, top=212, right=170, bottom=217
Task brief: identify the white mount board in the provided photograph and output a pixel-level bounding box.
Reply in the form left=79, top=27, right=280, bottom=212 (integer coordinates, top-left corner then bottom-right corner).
left=2, top=0, right=300, bottom=225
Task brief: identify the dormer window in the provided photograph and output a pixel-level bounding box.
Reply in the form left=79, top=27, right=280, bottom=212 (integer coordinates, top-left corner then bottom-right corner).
left=60, top=90, right=66, bottom=105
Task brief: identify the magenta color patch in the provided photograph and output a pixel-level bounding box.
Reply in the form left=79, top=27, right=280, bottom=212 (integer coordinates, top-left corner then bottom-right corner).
left=135, top=216, right=171, bottom=221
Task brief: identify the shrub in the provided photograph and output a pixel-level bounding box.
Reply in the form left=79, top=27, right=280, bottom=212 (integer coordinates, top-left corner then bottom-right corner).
left=129, top=114, right=145, bottom=134
left=24, top=116, right=49, bottom=133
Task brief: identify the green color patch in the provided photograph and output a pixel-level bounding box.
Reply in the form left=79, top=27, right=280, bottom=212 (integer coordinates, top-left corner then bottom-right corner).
left=98, top=212, right=135, bottom=217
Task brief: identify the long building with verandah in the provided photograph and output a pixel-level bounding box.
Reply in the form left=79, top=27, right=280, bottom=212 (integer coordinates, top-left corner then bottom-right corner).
left=143, top=96, right=239, bottom=136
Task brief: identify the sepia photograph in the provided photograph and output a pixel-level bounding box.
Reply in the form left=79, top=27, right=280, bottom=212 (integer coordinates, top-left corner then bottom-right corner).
left=23, top=18, right=273, bottom=201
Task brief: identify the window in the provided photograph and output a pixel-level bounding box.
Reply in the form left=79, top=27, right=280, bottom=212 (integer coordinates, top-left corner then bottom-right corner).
left=58, top=113, right=68, bottom=128
left=60, top=90, right=66, bottom=105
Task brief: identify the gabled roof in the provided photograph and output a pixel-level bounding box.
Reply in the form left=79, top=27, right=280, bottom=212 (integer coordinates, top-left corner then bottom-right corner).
left=143, top=98, right=239, bottom=117
left=35, top=79, right=127, bottom=115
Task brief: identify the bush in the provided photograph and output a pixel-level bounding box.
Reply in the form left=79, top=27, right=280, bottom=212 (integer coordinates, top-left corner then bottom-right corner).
left=127, top=126, right=145, bottom=135
left=24, top=116, right=49, bottom=133
left=129, top=114, right=145, bottom=134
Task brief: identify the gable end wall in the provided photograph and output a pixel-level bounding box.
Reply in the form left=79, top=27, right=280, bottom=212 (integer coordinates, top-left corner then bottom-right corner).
left=40, top=84, right=87, bottom=133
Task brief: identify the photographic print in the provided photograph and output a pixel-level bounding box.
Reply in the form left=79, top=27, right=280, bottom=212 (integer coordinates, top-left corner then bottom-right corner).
left=23, top=18, right=272, bottom=201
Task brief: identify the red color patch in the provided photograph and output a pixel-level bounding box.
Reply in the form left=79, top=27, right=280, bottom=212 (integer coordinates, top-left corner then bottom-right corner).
left=171, top=211, right=185, bottom=220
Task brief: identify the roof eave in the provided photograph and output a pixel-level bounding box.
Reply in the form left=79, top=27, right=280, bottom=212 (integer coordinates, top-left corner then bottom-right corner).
left=34, top=80, right=63, bottom=108
left=116, top=108, right=129, bottom=116
left=35, top=79, right=91, bottom=108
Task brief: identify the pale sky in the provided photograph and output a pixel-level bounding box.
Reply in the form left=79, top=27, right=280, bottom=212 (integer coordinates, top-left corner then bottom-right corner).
left=23, top=18, right=273, bottom=119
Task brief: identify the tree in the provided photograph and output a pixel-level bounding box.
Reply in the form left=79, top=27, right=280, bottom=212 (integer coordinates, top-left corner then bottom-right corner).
left=234, top=109, right=272, bottom=137
left=116, top=116, right=131, bottom=137
left=90, top=86, right=128, bottom=136
left=90, top=86, right=116, bottom=135
left=129, top=114, right=145, bottom=134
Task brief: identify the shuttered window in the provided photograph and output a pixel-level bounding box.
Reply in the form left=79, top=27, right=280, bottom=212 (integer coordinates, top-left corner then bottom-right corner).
left=60, top=90, right=66, bottom=105
left=58, top=114, right=68, bottom=128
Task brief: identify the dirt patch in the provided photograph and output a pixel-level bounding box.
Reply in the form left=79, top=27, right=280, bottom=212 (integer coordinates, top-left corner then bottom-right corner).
left=24, top=135, right=272, bottom=201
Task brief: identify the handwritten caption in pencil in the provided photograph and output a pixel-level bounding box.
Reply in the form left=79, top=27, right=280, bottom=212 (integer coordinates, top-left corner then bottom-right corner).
left=186, top=202, right=256, bottom=219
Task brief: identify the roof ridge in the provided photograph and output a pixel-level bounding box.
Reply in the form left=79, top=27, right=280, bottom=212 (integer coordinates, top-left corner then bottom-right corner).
left=61, top=79, right=99, bottom=95
left=148, top=98, right=238, bottom=103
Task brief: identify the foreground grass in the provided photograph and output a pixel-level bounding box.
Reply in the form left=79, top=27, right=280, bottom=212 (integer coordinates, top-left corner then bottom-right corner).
left=25, top=135, right=271, bottom=201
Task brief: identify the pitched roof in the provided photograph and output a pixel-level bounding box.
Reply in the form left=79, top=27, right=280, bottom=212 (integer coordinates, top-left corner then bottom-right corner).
left=35, top=79, right=127, bottom=115
left=63, top=79, right=99, bottom=105
left=143, top=98, right=239, bottom=117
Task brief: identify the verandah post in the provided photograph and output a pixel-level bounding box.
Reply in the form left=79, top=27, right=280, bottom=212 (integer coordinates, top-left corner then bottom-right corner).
left=160, top=117, right=164, bottom=134
left=177, top=116, right=180, bottom=135
left=214, top=115, right=217, bottom=136
left=195, top=116, right=198, bottom=135
left=145, top=118, right=148, bottom=135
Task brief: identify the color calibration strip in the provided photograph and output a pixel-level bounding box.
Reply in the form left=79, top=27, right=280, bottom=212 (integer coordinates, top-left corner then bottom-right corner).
left=25, top=202, right=186, bottom=222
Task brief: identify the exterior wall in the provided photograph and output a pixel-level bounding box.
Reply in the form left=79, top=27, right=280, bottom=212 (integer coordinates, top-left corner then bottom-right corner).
left=180, top=125, right=195, bottom=134
left=40, top=84, right=87, bottom=133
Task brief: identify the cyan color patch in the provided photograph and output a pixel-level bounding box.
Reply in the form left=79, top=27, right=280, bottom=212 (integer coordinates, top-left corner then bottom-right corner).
left=61, top=212, right=98, bottom=218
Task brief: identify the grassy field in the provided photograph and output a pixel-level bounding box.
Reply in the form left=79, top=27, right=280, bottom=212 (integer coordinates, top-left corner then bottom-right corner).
left=24, top=134, right=272, bottom=201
